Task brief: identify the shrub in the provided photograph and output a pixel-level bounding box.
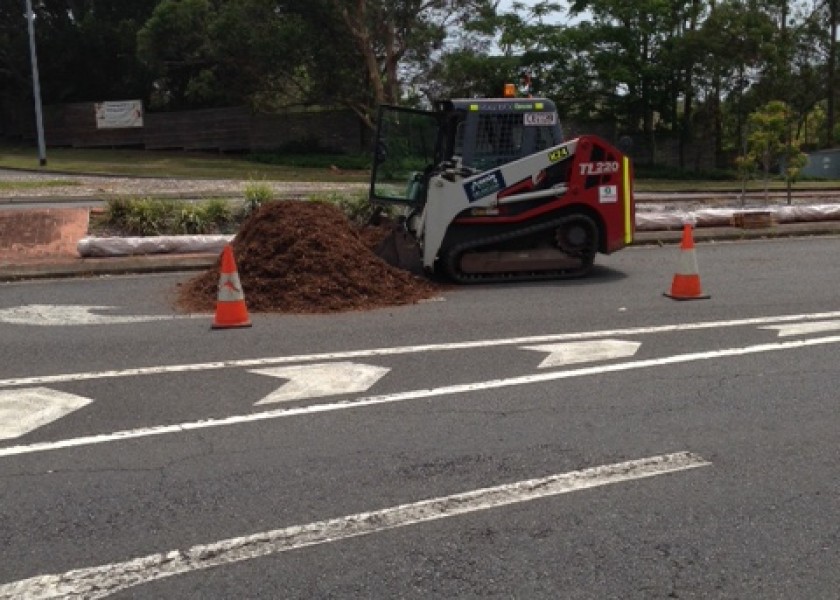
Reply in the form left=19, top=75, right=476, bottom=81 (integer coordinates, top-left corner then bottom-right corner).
left=123, top=197, right=175, bottom=236
left=96, top=190, right=393, bottom=236
left=242, top=181, right=274, bottom=217
left=104, top=197, right=132, bottom=227
left=202, top=198, right=234, bottom=230
left=310, top=191, right=396, bottom=226
left=174, top=205, right=209, bottom=234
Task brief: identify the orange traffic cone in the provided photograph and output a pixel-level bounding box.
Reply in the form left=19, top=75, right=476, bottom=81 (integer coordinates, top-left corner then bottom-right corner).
left=664, top=224, right=710, bottom=301
left=212, top=244, right=252, bottom=328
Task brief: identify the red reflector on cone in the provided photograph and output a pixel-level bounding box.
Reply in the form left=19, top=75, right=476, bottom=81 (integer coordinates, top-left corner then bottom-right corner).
left=212, top=244, right=252, bottom=328
left=664, top=224, right=710, bottom=301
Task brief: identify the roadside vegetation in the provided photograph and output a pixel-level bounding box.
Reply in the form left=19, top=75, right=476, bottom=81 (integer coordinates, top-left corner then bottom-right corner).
left=1, top=1, right=836, bottom=173
left=90, top=183, right=381, bottom=237
left=94, top=197, right=238, bottom=236
left=0, top=145, right=370, bottom=183
left=0, top=179, right=80, bottom=191
left=1, top=145, right=836, bottom=196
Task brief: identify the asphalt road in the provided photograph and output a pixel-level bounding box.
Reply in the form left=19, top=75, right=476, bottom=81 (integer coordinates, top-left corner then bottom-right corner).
left=1, top=236, right=839, bottom=599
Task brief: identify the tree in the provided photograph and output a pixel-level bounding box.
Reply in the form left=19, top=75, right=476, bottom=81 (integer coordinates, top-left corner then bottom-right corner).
left=424, top=51, right=520, bottom=100
left=333, top=0, right=497, bottom=127
left=0, top=0, right=159, bottom=141
left=698, top=1, right=779, bottom=162
left=823, top=0, right=838, bottom=147
left=2, top=0, right=836, bottom=161
left=487, top=5, right=609, bottom=123
left=670, top=0, right=707, bottom=168
left=29, top=0, right=157, bottom=103
left=0, top=2, right=29, bottom=130
left=742, top=100, right=805, bottom=202
left=135, top=0, right=353, bottom=111
left=424, top=2, right=571, bottom=103
left=134, top=0, right=497, bottom=127
left=566, top=0, right=712, bottom=138
left=509, top=0, right=719, bottom=165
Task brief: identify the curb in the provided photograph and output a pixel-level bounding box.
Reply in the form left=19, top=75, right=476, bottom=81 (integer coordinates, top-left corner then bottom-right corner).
left=0, top=192, right=238, bottom=205
left=2, top=222, right=839, bottom=282
left=636, top=221, right=840, bottom=244
left=0, top=253, right=216, bottom=282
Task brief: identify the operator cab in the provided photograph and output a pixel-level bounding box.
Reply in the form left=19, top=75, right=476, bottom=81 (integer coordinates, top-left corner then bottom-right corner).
left=369, top=98, right=563, bottom=207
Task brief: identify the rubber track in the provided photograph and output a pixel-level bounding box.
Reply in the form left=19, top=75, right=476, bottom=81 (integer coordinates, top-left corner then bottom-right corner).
left=442, top=216, right=595, bottom=284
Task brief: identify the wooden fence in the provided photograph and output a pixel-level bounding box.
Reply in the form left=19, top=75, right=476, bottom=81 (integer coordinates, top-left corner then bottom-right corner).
left=3, top=102, right=715, bottom=169
left=4, top=103, right=366, bottom=154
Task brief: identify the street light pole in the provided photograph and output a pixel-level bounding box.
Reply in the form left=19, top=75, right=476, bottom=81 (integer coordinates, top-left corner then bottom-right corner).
left=25, top=0, right=47, bottom=166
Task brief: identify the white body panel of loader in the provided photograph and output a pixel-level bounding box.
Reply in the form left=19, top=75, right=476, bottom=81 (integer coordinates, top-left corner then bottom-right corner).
left=418, top=139, right=579, bottom=270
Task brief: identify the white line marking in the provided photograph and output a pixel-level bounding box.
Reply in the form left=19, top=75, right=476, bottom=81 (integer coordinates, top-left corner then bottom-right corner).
left=0, top=388, right=92, bottom=441
left=0, top=304, right=188, bottom=327
left=1, top=335, right=839, bottom=459
left=760, top=320, right=840, bottom=337
left=523, top=340, right=641, bottom=368
left=252, top=363, right=390, bottom=404
left=2, top=310, right=840, bottom=389
left=0, top=452, right=710, bottom=599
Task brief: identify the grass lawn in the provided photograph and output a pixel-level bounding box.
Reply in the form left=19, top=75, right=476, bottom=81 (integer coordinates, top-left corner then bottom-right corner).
left=0, top=179, right=80, bottom=191
left=0, top=145, right=370, bottom=183
left=1, top=144, right=836, bottom=193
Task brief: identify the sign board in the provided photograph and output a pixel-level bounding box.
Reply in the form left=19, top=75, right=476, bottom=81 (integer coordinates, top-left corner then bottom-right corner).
left=94, top=100, right=143, bottom=129
left=523, top=112, right=557, bottom=126
left=801, top=149, right=840, bottom=179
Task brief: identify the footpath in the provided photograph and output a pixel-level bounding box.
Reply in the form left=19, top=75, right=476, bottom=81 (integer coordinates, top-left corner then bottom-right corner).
left=1, top=181, right=839, bottom=282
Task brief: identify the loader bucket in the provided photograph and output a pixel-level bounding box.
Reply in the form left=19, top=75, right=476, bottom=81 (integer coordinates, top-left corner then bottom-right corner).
left=375, top=225, right=423, bottom=275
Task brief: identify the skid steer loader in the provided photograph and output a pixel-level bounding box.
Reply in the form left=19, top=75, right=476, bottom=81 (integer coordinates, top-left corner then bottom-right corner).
left=368, top=96, right=635, bottom=283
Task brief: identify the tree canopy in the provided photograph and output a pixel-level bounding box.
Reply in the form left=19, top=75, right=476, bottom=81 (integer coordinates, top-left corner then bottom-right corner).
left=1, top=0, right=837, bottom=164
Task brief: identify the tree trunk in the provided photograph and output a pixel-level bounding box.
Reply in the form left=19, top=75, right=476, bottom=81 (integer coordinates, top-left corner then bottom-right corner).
left=827, top=0, right=838, bottom=147
left=764, top=155, right=770, bottom=203
left=679, top=0, right=701, bottom=170
left=708, top=0, right=724, bottom=168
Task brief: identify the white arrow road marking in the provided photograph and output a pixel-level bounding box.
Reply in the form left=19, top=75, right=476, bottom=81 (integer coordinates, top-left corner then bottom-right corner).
left=0, top=305, right=188, bottom=326
left=3, top=310, right=840, bottom=389
left=0, top=452, right=710, bottom=599
left=0, top=388, right=92, bottom=441
left=2, top=335, right=840, bottom=459
left=760, top=320, right=840, bottom=337
left=251, top=363, right=390, bottom=404
left=523, top=340, right=641, bottom=368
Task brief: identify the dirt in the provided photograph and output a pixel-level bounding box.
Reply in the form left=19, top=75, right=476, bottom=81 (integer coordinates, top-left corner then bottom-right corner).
left=176, top=200, right=443, bottom=313
left=0, top=208, right=90, bottom=261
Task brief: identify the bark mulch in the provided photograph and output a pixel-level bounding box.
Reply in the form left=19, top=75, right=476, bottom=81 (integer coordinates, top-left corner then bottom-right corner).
left=176, top=200, right=443, bottom=314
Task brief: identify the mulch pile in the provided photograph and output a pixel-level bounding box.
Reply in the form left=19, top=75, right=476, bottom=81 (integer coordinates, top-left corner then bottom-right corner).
left=176, top=200, right=443, bottom=313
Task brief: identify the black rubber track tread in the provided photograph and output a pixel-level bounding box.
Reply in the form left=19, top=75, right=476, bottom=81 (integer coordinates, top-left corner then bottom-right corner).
left=441, top=215, right=596, bottom=284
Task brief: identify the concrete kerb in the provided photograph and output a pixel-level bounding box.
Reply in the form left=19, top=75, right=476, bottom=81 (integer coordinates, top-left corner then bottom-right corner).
left=2, top=221, right=840, bottom=282
left=0, top=254, right=218, bottom=282
left=2, top=179, right=839, bottom=281
left=636, top=221, right=840, bottom=244
left=0, top=192, right=240, bottom=205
